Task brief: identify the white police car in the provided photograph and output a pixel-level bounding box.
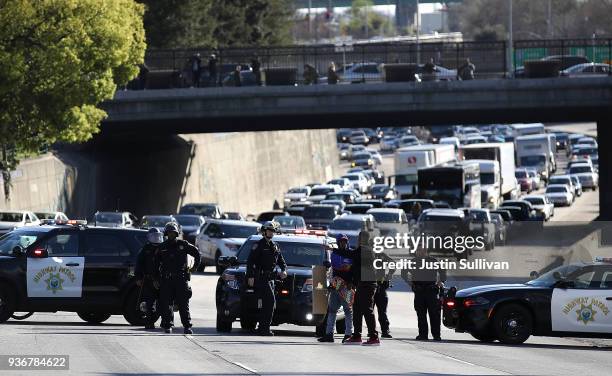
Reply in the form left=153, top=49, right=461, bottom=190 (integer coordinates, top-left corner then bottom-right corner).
left=443, top=258, right=612, bottom=344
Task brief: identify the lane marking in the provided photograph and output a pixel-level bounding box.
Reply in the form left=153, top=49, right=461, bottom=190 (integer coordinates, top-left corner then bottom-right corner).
left=233, top=362, right=259, bottom=374
left=443, top=355, right=477, bottom=366
left=184, top=334, right=259, bottom=374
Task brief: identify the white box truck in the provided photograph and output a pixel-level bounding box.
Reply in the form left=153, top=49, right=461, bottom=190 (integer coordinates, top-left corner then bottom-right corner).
left=515, top=134, right=556, bottom=181
left=460, top=143, right=519, bottom=200
left=390, top=144, right=456, bottom=199
left=470, top=159, right=501, bottom=208
left=510, top=123, right=545, bottom=137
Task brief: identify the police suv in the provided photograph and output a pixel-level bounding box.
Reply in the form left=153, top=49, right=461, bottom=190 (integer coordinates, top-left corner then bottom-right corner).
left=216, top=230, right=344, bottom=336
left=0, top=221, right=151, bottom=325
left=443, top=258, right=612, bottom=344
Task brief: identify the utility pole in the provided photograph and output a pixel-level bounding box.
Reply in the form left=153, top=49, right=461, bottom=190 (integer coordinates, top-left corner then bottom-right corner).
left=416, top=0, right=420, bottom=64
left=365, top=1, right=369, bottom=40
left=308, top=0, right=312, bottom=42
left=547, top=0, right=553, bottom=38
left=508, top=0, right=513, bottom=77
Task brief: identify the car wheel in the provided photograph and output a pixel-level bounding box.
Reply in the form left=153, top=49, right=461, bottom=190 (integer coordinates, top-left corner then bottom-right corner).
left=240, top=318, right=257, bottom=332
left=11, top=312, right=34, bottom=320
left=77, top=312, right=112, bottom=324
left=315, top=322, right=326, bottom=337
left=122, top=289, right=160, bottom=326
left=335, top=318, right=346, bottom=334
left=0, top=283, right=16, bottom=323
left=470, top=330, right=497, bottom=343
left=216, top=314, right=232, bottom=333
left=493, top=304, right=533, bottom=345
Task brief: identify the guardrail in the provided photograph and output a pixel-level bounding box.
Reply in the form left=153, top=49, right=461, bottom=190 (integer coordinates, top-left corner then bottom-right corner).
left=129, top=39, right=612, bottom=89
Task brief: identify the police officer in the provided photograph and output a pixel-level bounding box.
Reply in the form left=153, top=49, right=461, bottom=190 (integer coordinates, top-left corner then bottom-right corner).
left=407, top=246, right=446, bottom=341
left=157, top=222, right=200, bottom=334
left=246, top=221, right=287, bottom=336
left=135, top=228, right=163, bottom=329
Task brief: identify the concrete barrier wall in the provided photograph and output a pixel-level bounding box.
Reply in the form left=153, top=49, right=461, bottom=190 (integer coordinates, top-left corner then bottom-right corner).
left=0, top=129, right=341, bottom=219
left=179, top=129, right=341, bottom=215
left=0, top=154, right=75, bottom=213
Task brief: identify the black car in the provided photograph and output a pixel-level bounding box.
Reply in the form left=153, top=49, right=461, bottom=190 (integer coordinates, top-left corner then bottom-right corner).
left=173, top=214, right=206, bottom=244
left=344, top=204, right=374, bottom=214
left=256, top=211, right=288, bottom=224
left=302, top=205, right=342, bottom=230
left=215, top=234, right=343, bottom=336
left=356, top=199, right=385, bottom=208
left=0, top=223, right=151, bottom=325
left=443, top=260, right=612, bottom=344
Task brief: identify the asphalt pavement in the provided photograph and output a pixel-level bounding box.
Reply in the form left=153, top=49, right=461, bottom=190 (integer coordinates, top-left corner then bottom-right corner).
left=1, top=122, right=609, bottom=375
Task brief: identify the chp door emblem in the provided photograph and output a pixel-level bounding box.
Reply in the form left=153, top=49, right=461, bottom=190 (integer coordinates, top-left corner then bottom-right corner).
left=45, top=273, right=65, bottom=294
left=576, top=303, right=597, bottom=325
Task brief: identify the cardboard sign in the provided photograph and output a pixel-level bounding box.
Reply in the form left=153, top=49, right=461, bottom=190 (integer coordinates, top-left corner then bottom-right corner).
left=312, top=265, right=328, bottom=315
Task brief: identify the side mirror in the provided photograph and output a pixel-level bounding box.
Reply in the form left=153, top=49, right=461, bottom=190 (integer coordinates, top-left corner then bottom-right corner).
left=11, top=245, right=24, bottom=257
left=529, top=270, right=539, bottom=279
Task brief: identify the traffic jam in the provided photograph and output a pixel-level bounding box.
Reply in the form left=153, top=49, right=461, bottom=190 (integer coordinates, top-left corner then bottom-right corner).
left=0, top=123, right=608, bottom=347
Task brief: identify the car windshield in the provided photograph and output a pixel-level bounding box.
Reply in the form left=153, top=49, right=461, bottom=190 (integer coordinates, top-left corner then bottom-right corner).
left=469, top=211, right=488, bottom=221
left=329, top=180, right=344, bottom=186
left=95, top=213, right=122, bottom=223
left=35, top=213, right=55, bottom=220
left=369, top=212, right=400, bottom=223
left=180, top=205, right=217, bottom=216
left=273, top=216, right=304, bottom=228
left=288, top=188, right=308, bottom=194
left=0, top=231, right=43, bottom=256
left=547, top=187, right=567, bottom=193
left=549, top=178, right=570, bottom=185
left=0, top=212, right=24, bottom=222
left=142, top=217, right=172, bottom=227
left=330, top=219, right=363, bottom=231
left=524, top=197, right=544, bottom=205
left=311, top=187, right=334, bottom=196
left=520, top=155, right=546, bottom=166
left=480, top=173, right=495, bottom=185
left=343, top=175, right=359, bottom=181
left=237, top=240, right=326, bottom=267
left=326, top=194, right=349, bottom=201
left=515, top=171, right=527, bottom=178
left=570, top=166, right=593, bottom=174
left=219, top=224, right=259, bottom=238
left=576, top=148, right=597, bottom=155
left=174, top=216, right=202, bottom=226
left=395, top=175, right=417, bottom=185
left=526, top=264, right=584, bottom=287
left=303, top=207, right=336, bottom=219
left=371, top=186, right=389, bottom=193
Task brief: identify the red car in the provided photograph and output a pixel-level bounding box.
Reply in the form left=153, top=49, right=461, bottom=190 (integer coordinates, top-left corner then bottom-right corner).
left=515, top=169, right=533, bottom=192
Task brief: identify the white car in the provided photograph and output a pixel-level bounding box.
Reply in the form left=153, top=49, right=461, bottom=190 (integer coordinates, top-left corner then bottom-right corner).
left=576, top=137, right=597, bottom=148
left=380, top=136, right=399, bottom=152
left=340, top=62, right=382, bottom=83
left=341, top=173, right=370, bottom=194
left=523, top=195, right=554, bottom=221
left=349, top=130, right=369, bottom=145
left=35, top=211, right=69, bottom=224
left=366, top=208, right=408, bottom=237
left=568, top=163, right=599, bottom=190
left=308, top=184, right=341, bottom=203
left=327, top=214, right=376, bottom=248
left=366, top=149, right=383, bottom=165
left=545, top=184, right=574, bottom=207
left=327, top=178, right=352, bottom=190
left=0, top=211, right=41, bottom=235
left=283, top=186, right=312, bottom=206
left=398, top=135, right=420, bottom=148
left=196, top=219, right=261, bottom=274
left=93, top=211, right=137, bottom=228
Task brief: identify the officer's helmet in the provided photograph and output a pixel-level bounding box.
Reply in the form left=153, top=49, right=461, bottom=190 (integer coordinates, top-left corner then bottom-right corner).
left=147, top=227, right=164, bottom=244
left=164, top=222, right=180, bottom=236
left=260, top=221, right=280, bottom=234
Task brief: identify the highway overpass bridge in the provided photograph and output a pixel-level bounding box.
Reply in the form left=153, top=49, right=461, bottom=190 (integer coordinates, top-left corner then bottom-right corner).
left=102, top=77, right=612, bottom=218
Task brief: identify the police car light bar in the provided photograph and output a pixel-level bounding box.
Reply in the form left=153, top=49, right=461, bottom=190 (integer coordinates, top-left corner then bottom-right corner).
left=595, top=257, right=612, bottom=264
left=55, top=219, right=88, bottom=226
left=293, top=229, right=328, bottom=237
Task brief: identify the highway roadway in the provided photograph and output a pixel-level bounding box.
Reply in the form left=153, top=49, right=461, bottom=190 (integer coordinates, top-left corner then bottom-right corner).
left=1, top=122, right=610, bottom=375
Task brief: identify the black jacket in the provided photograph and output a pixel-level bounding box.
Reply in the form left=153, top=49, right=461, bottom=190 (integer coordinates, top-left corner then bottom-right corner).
left=409, top=256, right=447, bottom=286
left=331, top=246, right=354, bottom=283
left=156, top=239, right=200, bottom=277
left=135, top=243, right=159, bottom=279
left=246, top=237, right=287, bottom=279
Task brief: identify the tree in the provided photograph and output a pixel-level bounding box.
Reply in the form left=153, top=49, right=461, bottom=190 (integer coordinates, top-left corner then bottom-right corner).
left=140, top=0, right=215, bottom=48
left=0, top=0, right=145, bottom=160
left=340, top=0, right=394, bottom=40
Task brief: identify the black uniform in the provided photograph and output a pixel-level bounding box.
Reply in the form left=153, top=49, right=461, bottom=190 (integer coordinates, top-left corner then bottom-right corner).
left=410, top=255, right=447, bottom=339
left=246, top=237, right=287, bottom=333
left=135, top=243, right=160, bottom=327
left=157, top=239, right=200, bottom=330
left=351, top=247, right=378, bottom=339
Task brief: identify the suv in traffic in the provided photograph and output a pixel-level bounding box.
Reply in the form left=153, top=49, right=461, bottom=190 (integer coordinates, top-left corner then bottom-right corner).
left=0, top=223, right=151, bottom=326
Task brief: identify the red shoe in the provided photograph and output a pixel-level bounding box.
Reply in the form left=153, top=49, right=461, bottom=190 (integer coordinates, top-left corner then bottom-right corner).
left=362, top=336, right=380, bottom=346
left=343, top=335, right=362, bottom=345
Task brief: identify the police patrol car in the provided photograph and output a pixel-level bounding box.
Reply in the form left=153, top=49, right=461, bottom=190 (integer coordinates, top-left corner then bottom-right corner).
left=216, top=230, right=345, bottom=336
left=0, top=221, right=151, bottom=325
left=443, top=258, right=612, bottom=344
